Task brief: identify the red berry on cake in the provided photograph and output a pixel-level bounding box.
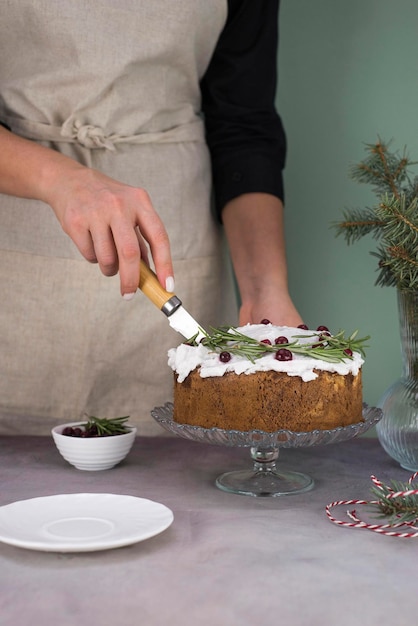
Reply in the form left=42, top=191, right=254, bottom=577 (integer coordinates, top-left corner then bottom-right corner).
left=219, top=351, right=231, bottom=363
left=274, top=336, right=289, bottom=345
left=274, top=348, right=293, bottom=361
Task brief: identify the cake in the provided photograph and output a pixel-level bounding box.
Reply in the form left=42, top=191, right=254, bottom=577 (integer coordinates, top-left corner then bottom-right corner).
left=167, top=323, right=366, bottom=433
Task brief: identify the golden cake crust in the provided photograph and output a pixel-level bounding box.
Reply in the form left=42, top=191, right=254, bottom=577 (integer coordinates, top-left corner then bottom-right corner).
left=173, top=368, right=363, bottom=433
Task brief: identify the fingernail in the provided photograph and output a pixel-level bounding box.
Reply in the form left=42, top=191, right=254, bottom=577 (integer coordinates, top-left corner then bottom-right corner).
left=122, top=292, right=135, bottom=301
left=165, top=276, right=175, bottom=293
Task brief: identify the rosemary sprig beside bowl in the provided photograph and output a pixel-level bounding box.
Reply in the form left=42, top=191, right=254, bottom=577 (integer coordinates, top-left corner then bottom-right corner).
left=60, top=415, right=131, bottom=438
left=85, top=415, right=131, bottom=437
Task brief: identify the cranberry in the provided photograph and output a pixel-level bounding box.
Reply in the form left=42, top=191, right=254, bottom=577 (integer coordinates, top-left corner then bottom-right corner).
left=316, top=325, right=329, bottom=332
left=260, top=339, right=272, bottom=346
left=275, top=348, right=293, bottom=361
left=86, top=424, right=98, bottom=437
left=319, top=332, right=331, bottom=339
left=274, top=336, right=289, bottom=345
left=72, top=427, right=83, bottom=437
left=344, top=348, right=353, bottom=357
left=62, top=426, right=74, bottom=437
left=312, top=342, right=325, bottom=349
left=260, top=319, right=271, bottom=325
left=298, top=324, right=309, bottom=330
left=219, top=351, right=231, bottom=363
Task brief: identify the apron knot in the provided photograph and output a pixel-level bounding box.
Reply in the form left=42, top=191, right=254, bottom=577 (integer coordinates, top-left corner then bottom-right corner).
left=61, top=119, right=117, bottom=150
left=2, top=113, right=206, bottom=148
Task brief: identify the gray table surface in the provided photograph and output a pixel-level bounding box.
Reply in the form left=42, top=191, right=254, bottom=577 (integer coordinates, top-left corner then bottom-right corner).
left=0, top=434, right=417, bottom=626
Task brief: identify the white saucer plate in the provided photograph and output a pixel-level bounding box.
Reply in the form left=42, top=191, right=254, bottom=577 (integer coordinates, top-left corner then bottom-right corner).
left=0, top=493, right=174, bottom=552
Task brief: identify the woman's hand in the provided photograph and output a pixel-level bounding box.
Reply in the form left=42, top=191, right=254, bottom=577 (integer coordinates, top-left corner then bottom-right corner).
left=0, top=127, right=174, bottom=296
left=45, top=165, right=174, bottom=298
left=238, top=290, right=303, bottom=327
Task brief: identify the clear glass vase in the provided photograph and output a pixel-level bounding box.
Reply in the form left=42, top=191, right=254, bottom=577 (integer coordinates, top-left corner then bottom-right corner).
left=376, top=289, right=418, bottom=471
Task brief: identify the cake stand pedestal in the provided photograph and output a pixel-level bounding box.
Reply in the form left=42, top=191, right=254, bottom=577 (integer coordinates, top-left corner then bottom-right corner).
left=215, top=446, right=313, bottom=496
left=151, top=403, right=382, bottom=498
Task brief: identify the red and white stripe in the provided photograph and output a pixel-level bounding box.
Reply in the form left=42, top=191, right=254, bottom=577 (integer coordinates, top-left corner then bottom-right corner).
left=325, top=472, right=418, bottom=538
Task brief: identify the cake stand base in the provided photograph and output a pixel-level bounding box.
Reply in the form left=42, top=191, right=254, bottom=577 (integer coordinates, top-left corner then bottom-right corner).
left=216, top=468, right=314, bottom=497
left=215, top=446, right=314, bottom=497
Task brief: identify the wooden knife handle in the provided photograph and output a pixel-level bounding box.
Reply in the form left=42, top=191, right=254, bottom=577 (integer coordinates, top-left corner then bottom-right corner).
left=138, top=259, right=174, bottom=310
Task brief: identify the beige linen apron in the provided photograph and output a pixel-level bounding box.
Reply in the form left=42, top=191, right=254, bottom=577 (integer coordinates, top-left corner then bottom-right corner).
left=0, top=0, right=237, bottom=435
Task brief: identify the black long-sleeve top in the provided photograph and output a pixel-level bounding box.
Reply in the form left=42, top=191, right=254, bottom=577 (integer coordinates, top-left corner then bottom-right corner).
left=201, top=0, right=286, bottom=221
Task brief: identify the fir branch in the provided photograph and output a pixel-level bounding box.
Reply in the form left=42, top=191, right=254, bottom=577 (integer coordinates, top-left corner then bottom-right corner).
left=385, top=246, right=418, bottom=291
left=377, top=195, right=418, bottom=248
left=370, top=478, right=418, bottom=525
left=332, top=207, right=384, bottom=244
left=350, top=140, right=413, bottom=198
left=371, top=248, right=399, bottom=289
left=334, top=139, right=418, bottom=291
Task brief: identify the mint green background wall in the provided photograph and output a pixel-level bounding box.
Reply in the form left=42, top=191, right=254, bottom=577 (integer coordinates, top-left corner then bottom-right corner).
left=277, top=0, right=418, bottom=409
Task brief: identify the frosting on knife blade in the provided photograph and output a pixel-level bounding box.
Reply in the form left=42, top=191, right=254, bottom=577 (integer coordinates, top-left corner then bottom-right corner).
left=168, top=306, right=205, bottom=341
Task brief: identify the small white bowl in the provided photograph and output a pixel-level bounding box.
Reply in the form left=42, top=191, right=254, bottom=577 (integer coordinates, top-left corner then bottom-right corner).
left=51, top=421, right=137, bottom=471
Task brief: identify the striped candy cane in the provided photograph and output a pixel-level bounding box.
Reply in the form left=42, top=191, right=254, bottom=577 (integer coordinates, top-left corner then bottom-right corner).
left=325, top=472, right=418, bottom=538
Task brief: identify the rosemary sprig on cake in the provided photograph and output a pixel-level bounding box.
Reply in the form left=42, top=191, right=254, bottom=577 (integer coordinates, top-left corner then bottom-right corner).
left=190, top=324, right=369, bottom=364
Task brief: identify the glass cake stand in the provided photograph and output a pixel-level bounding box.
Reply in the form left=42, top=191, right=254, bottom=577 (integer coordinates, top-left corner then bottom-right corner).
left=151, top=403, right=382, bottom=498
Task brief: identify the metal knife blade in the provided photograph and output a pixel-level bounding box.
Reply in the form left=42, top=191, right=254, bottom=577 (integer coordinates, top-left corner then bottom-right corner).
left=166, top=305, right=205, bottom=342
left=138, top=260, right=206, bottom=342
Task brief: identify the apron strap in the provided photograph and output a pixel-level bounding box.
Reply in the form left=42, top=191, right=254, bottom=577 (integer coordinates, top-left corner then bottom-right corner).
left=3, top=114, right=205, bottom=150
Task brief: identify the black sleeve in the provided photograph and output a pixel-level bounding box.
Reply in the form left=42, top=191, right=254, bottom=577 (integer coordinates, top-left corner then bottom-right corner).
left=200, top=0, right=286, bottom=221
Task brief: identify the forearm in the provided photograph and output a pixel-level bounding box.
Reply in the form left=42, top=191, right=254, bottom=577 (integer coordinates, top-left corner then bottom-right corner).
left=222, top=192, right=303, bottom=326
left=0, top=125, right=84, bottom=202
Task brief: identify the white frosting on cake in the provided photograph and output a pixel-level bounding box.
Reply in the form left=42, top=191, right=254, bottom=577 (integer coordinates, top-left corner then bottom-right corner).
left=168, top=324, right=364, bottom=383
